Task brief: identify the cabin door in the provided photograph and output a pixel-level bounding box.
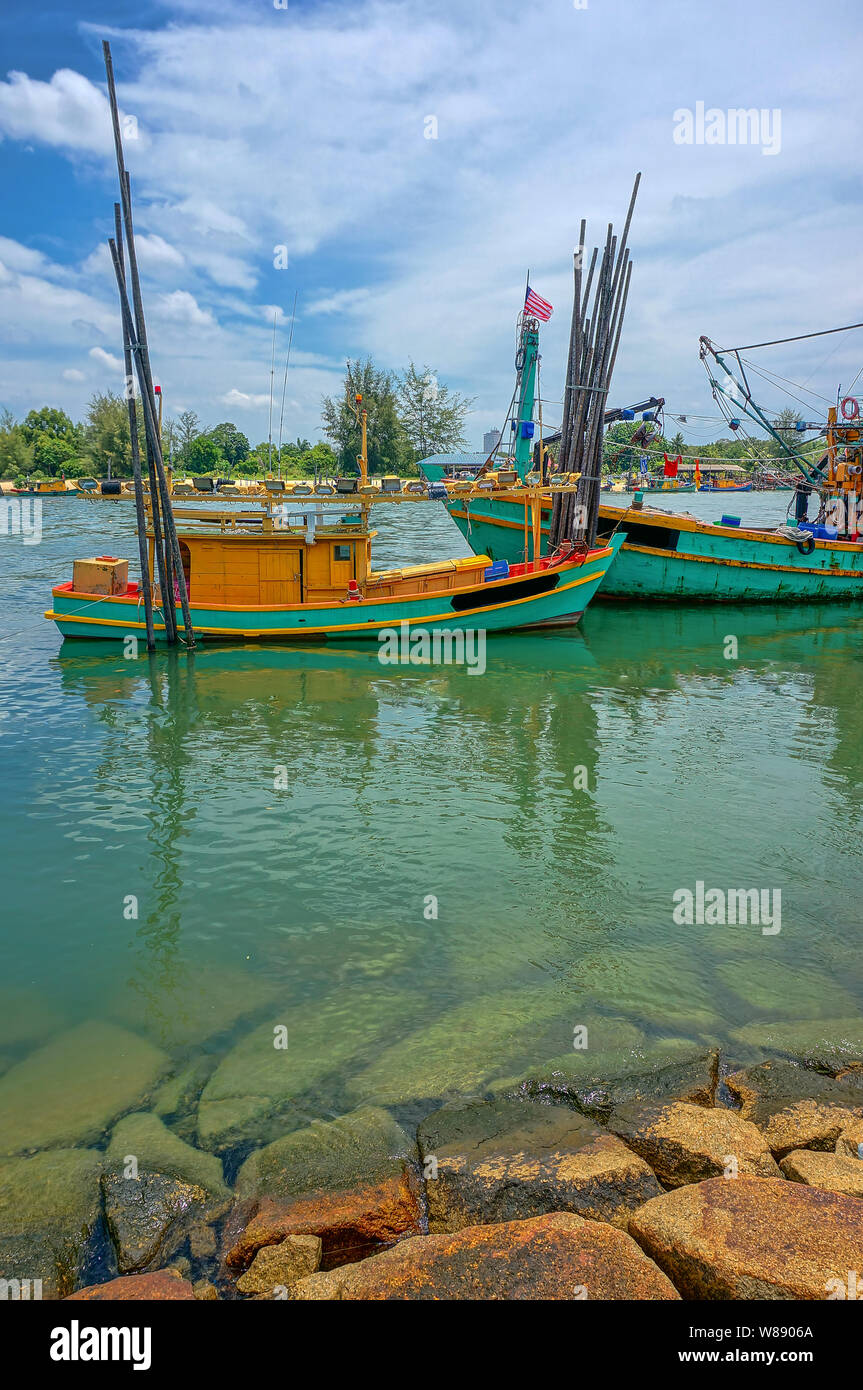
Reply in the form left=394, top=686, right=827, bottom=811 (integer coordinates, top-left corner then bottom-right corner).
left=259, top=546, right=302, bottom=606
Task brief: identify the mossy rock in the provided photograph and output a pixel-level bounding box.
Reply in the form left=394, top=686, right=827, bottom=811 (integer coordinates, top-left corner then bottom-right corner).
left=0, top=1149, right=103, bottom=1298
left=0, top=1022, right=169, bottom=1155
left=236, top=1105, right=416, bottom=1199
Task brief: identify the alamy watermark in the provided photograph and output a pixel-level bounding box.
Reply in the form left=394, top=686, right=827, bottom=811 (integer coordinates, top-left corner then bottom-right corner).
left=378, top=621, right=486, bottom=675
left=0, top=497, right=42, bottom=545
left=673, top=102, right=781, bottom=156
left=672, top=881, right=781, bottom=935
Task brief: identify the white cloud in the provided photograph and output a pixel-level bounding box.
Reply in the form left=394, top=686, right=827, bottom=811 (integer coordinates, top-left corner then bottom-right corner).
left=89, top=346, right=124, bottom=373
left=154, top=290, right=216, bottom=330
left=62, top=368, right=86, bottom=382
left=306, top=288, right=372, bottom=317
left=0, top=68, right=114, bottom=154
left=220, top=388, right=272, bottom=410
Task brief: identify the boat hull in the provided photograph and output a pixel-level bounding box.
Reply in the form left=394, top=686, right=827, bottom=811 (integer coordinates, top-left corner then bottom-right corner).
left=443, top=495, right=863, bottom=602
left=46, top=538, right=622, bottom=643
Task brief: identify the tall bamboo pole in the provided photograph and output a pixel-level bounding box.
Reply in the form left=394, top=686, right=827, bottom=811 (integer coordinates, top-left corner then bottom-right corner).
left=114, top=202, right=156, bottom=650
left=103, top=42, right=194, bottom=646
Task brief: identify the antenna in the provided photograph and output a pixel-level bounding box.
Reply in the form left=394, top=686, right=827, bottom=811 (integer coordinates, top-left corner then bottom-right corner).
left=267, top=310, right=277, bottom=474
left=277, top=290, right=298, bottom=481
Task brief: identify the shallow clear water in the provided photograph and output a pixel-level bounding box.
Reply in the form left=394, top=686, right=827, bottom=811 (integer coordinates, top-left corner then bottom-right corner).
left=1, top=492, right=862, bottom=1128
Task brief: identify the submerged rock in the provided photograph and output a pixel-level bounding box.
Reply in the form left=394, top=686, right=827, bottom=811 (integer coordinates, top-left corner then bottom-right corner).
left=780, top=1148, right=863, bottom=1198
left=493, top=1042, right=718, bottom=1121
left=608, top=1100, right=780, bottom=1186
left=102, top=1171, right=213, bottom=1275
left=729, top=1018, right=863, bottom=1073
left=629, top=1175, right=863, bottom=1299
left=67, top=1269, right=195, bottom=1300
left=0, top=1022, right=169, bottom=1155
left=289, top=1213, right=680, bottom=1300
left=725, top=1060, right=863, bottom=1157
left=102, top=1112, right=230, bottom=1274
left=570, top=946, right=724, bottom=1035
left=0, top=987, right=65, bottom=1050
left=197, top=987, right=421, bottom=1150
left=106, top=965, right=282, bottom=1053
left=344, top=985, right=578, bottom=1107
left=236, top=1235, right=321, bottom=1295
left=229, top=1106, right=421, bottom=1266
left=716, top=960, right=858, bottom=1020
left=106, top=1112, right=229, bottom=1200
left=417, top=1096, right=660, bottom=1232
left=151, top=1057, right=217, bottom=1141
left=0, top=1149, right=102, bottom=1299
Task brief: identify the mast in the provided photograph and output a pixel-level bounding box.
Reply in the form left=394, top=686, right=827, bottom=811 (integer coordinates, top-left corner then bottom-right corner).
left=512, top=315, right=540, bottom=480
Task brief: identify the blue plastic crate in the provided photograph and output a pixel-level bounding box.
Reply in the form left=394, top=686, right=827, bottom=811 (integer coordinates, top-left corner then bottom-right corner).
left=484, top=560, right=510, bottom=581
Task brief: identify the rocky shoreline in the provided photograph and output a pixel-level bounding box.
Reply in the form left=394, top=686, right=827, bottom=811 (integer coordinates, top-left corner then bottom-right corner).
left=1, top=999, right=861, bottom=1301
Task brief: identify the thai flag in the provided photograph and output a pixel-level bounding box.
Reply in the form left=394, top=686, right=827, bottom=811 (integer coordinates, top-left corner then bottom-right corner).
left=524, top=286, right=553, bottom=321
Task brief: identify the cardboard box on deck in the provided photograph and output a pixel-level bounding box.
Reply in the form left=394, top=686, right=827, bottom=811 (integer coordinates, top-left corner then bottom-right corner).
left=72, top=556, right=129, bottom=595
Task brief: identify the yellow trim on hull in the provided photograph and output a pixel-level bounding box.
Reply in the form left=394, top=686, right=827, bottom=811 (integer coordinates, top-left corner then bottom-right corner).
left=623, top=543, right=863, bottom=579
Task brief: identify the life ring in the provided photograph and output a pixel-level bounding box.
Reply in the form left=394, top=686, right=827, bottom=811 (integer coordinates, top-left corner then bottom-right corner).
left=840, top=397, right=859, bottom=420
left=796, top=534, right=815, bottom=555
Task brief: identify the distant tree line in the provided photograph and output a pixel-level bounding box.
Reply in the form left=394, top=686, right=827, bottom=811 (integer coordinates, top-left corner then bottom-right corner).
left=0, top=356, right=475, bottom=484
left=599, top=407, right=825, bottom=476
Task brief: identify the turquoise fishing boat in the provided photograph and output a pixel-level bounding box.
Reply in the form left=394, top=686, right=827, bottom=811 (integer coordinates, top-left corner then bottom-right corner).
left=45, top=493, right=622, bottom=643
left=420, top=322, right=863, bottom=602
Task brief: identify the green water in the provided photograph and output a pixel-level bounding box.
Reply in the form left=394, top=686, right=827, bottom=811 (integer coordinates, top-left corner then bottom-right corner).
left=1, top=495, right=863, bottom=1137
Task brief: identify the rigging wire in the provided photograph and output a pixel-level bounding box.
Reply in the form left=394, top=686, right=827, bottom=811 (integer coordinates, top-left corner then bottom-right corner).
left=720, top=322, right=863, bottom=352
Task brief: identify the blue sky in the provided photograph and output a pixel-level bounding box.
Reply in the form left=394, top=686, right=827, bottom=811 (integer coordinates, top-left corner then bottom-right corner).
left=0, top=0, right=861, bottom=451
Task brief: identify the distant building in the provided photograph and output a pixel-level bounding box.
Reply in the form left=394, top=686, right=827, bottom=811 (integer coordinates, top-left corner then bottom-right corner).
left=483, top=429, right=501, bottom=455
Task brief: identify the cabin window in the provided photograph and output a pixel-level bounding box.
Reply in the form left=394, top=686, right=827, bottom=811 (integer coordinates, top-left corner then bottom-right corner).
left=334, top=544, right=351, bottom=562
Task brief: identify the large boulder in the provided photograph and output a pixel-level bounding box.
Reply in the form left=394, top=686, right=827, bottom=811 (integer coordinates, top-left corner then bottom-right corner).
left=197, top=987, right=421, bottom=1150
left=0, top=1022, right=169, bottom=1155
left=417, top=1097, right=660, bottom=1231
left=290, top=1212, right=680, bottom=1300
left=725, top=1060, right=863, bottom=1157
left=228, top=1107, right=421, bottom=1268
left=66, top=1269, right=195, bottom=1300
left=780, top=1148, right=863, bottom=1198
left=629, top=1175, right=863, bottom=1299
left=0, top=1149, right=103, bottom=1299
left=608, top=1101, right=780, bottom=1187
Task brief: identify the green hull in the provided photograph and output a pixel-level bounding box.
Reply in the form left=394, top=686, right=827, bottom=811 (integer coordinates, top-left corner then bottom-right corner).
left=48, top=538, right=622, bottom=643
left=443, top=496, right=863, bottom=603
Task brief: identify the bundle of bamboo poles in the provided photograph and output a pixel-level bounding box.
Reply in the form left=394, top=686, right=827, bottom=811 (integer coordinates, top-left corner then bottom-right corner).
left=549, top=173, right=640, bottom=551
left=102, top=41, right=195, bottom=650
